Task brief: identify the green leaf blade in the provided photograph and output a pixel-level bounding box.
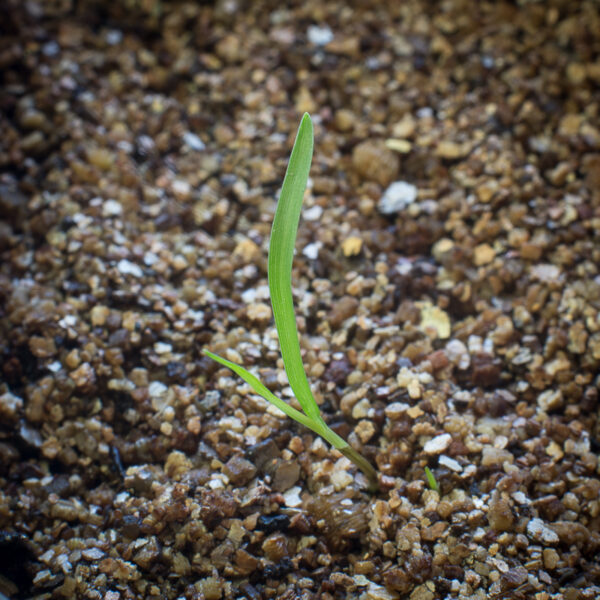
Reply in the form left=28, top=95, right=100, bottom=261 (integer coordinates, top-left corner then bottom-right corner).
left=425, top=466, right=440, bottom=492
left=268, top=113, right=320, bottom=420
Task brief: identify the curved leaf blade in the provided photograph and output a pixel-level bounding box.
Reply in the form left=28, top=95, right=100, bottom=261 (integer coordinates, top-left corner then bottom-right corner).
left=268, top=113, right=320, bottom=420
left=202, top=349, right=339, bottom=442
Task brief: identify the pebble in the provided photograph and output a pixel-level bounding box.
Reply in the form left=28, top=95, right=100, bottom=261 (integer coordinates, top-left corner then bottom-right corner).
left=223, top=455, right=257, bottom=485
left=101, top=199, right=122, bottom=217
left=302, top=242, right=321, bottom=260
left=353, top=141, right=399, bottom=187
left=331, top=465, right=354, bottom=491
left=473, top=243, right=496, bottom=266
left=407, top=379, right=421, bottom=399
left=246, top=302, right=272, bottom=322
left=172, top=179, right=191, bottom=201
left=154, top=342, right=172, bottom=354
left=283, top=486, right=302, bottom=508
left=182, top=132, right=205, bottom=151
left=530, top=264, right=561, bottom=283
left=303, top=205, right=323, bottom=221
left=256, top=514, right=290, bottom=534
left=549, top=521, right=590, bottom=547
left=82, top=548, right=105, bottom=561
left=342, top=236, right=363, bottom=257
left=527, top=518, right=559, bottom=545
left=148, top=381, right=168, bottom=398
left=307, top=25, right=334, bottom=46
left=0, top=392, right=23, bottom=423
left=446, top=339, right=470, bottom=369
left=334, top=109, right=355, bottom=132
left=29, top=336, right=57, bottom=358
left=329, top=295, right=359, bottom=328
left=233, top=238, right=261, bottom=262
left=352, top=397, right=371, bottom=419
left=543, top=548, right=560, bottom=570
left=117, top=259, right=143, bottom=278
left=439, top=455, right=462, bottom=472
left=435, top=140, right=469, bottom=159
left=481, top=447, right=513, bottom=467
left=409, top=584, right=435, bottom=600
left=424, top=433, right=452, bottom=454
left=566, top=62, right=587, bottom=85
left=296, top=86, right=316, bottom=113
left=355, top=420, right=376, bottom=443
left=392, top=116, right=416, bottom=138
left=271, top=459, right=300, bottom=492
left=87, top=147, right=115, bottom=170
left=567, top=321, right=588, bottom=354
left=488, top=495, right=514, bottom=532
left=377, top=181, right=418, bottom=214
left=537, top=389, right=563, bottom=412
left=501, top=567, right=527, bottom=588
left=385, top=139, right=412, bottom=153
left=416, top=302, right=451, bottom=339
left=90, top=305, right=110, bottom=326
left=70, top=363, right=96, bottom=390
left=406, top=405, right=424, bottom=419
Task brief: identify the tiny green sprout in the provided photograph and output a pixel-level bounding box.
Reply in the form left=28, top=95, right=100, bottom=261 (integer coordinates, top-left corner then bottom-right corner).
left=204, top=113, right=378, bottom=492
left=425, top=466, right=440, bottom=493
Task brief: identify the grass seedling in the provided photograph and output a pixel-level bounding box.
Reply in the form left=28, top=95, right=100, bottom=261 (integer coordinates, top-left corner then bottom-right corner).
left=425, top=467, right=440, bottom=493
left=204, top=113, right=378, bottom=492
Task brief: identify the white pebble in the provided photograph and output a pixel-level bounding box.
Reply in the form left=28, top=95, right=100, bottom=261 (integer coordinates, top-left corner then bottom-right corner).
left=102, top=199, right=122, bottom=217
left=307, top=25, right=334, bottom=46
left=512, top=491, right=529, bottom=505
left=302, top=242, right=321, bottom=260
left=530, top=264, right=561, bottom=283
left=445, top=339, right=470, bottom=369
left=154, top=342, right=172, bottom=354
left=439, top=454, right=462, bottom=472
left=148, top=381, right=168, bottom=398
left=283, top=486, right=302, bottom=508
left=378, top=181, right=418, bottom=215
left=527, top=518, right=559, bottom=544
left=183, top=132, right=206, bottom=151
left=172, top=179, right=191, bottom=200
left=424, top=433, right=452, bottom=454
left=303, top=205, right=323, bottom=221
left=117, top=259, right=143, bottom=278
left=144, top=252, right=158, bottom=266
left=105, top=30, right=123, bottom=45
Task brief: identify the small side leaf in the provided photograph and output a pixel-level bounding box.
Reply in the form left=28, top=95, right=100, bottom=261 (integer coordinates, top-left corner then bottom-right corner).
left=203, top=349, right=315, bottom=432
left=425, top=466, right=440, bottom=492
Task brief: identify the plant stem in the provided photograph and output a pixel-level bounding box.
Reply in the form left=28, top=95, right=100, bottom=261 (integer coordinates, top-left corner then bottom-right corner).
left=310, top=415, right=379, bottom=492
left=339, top=445, right=379, bottom=493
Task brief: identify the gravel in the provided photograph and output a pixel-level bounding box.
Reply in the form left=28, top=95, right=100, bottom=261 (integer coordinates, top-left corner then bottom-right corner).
left=1, top=0, right=599, bottom=598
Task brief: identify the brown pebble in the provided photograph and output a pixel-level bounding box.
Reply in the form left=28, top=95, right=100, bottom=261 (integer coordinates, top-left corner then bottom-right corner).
left=329, top=295, right=359, bottom=328
left=261, top=533, right=288, bottom=562
left=501, top=566, right=528, bottom=588
left=223, top=455, right=257, bottom=486
left=28, top=336, right=57, bottom=358
left=269, top=459, right=300, bottom=492
left=549, top=521, right=590, bottom=548
left=352, top=140, right=399, bottom=186
left=488, top=494, right=514, bottom=532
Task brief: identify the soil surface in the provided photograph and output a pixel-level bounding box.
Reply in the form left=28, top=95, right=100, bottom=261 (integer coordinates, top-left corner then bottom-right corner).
left=1, top=1, right=599, bottom=599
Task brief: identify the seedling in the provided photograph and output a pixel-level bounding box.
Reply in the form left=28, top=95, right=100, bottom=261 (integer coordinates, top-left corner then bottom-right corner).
left=425, top=466, right=440, bottom=493
left=204, top=113, right=378, bottom=491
